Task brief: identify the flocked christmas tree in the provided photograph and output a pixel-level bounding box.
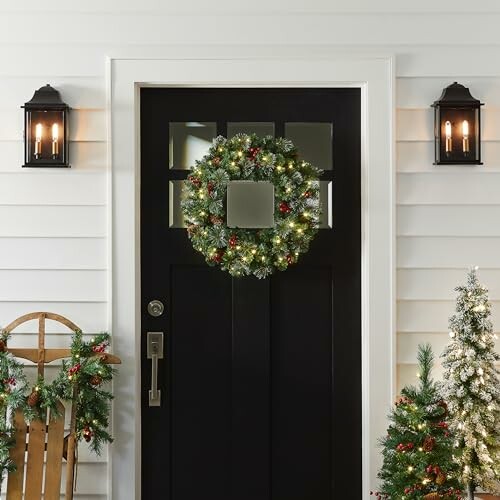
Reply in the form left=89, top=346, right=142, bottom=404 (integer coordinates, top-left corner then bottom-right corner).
left=441, top=268, right=500, bottom=499
left=375, top=344, right=461, bottom=499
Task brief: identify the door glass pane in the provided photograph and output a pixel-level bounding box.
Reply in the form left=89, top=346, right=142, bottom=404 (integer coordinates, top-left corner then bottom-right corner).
left=169, top=122, right=216, bottom=170
left=285, top=122, right=333, bottom=170
left=227, top=122, right=275, bottom=138
left=169, top=181, right=187, bottom=228
left=319, top=181, right=333, bottom=228
left=227, top=181, right=275, bottom=228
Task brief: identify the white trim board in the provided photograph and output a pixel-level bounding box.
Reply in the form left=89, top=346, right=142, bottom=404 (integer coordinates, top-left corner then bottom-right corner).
left=109, top=55, right=395, bottom=499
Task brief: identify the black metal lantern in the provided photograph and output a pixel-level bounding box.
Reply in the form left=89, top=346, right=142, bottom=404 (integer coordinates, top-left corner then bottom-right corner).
left=22, top=84, right=70, bottom=168
left=432, top=82, right=483, bottom=165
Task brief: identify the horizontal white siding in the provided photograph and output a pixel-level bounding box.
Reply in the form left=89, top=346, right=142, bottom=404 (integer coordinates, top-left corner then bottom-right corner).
left=396, top=75, right=500, bottom=393
left=3, top=0, right=500, bottom=13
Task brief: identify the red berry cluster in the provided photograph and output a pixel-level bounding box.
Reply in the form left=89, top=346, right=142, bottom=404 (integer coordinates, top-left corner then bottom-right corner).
left=211, top=250, right=225, bottom=263
left=68, top=363, right=81, bottom=376
left=369, top=491, right=388, bottom=499
left=188, top=175, right=201, bottom=188
left=3, top=377, right=15, bottom=386
left=426, top=464, right=442, bottom=475
left=279, top=202, right=291, bottom=214
left=229, top=234, right=238, bottom=249
left=247, top=147, right=260, bottom=160
left=92, top=342, right=108, bottom=354
left=396, top=442, right=414, bottom=452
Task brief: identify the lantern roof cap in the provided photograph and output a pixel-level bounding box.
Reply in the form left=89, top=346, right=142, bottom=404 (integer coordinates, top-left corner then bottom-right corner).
left=22, top=84, right=69, bottom=109
left=432, top=82, right=483, bottom=107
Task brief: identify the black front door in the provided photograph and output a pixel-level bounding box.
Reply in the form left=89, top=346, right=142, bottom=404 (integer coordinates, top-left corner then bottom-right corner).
left=140, top=88, right=361, bottom=500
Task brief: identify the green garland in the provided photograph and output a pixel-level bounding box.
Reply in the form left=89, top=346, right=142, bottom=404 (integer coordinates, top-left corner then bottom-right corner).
left=25, top=331, right=116, bottom=455
left=182, top=134, right=322, bottom=278
left=0, top=335, right=29, bottom=490
left=0, top=329, right=116, bottom=489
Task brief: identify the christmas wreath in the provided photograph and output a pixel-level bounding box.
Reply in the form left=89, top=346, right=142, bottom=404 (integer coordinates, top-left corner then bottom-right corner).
left=182, top=134, right=322, bottom=278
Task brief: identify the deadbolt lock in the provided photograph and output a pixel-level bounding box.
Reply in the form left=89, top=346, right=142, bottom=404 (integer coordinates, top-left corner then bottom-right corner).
left=147, top=300, right=164, bottom=317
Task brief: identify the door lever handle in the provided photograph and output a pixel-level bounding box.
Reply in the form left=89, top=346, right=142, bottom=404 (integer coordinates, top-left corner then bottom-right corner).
left=147, top=332, right=164, bottom=407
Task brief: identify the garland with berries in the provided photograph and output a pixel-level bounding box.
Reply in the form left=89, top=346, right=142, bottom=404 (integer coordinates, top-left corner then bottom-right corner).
left=181, top=134, right=322, bottom=278
left=24, top=331, right=116, bottom=455
left=0, top=336, right=29, bottom=493
left=0, top=329, right=116, bottom=492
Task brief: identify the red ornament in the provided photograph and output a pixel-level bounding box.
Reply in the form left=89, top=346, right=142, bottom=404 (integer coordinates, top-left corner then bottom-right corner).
left=279, top=202, right=291, bottom=214
left=229, top=235, right=238, bottom=249
left=436, top=421, right=448, bottom=429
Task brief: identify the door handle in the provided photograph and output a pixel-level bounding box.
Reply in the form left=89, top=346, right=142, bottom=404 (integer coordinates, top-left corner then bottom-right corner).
left=147, top=332, right=164, bottom=407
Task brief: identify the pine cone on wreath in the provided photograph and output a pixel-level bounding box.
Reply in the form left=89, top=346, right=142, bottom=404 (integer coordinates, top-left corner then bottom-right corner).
left=435, top=471, right=447, bottom=485
left=90, top=375, right=103, bottom=386
left=423, top=494, right=440, bottom=500
left=0, top=339, right=6, bottom=353
left=27, top=390, right=39, bottom=407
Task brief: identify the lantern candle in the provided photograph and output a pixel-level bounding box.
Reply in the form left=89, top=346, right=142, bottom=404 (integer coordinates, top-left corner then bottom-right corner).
left=445, top=120, right=452, bottom=154
left=52, top=123, right=59, bottom=158
left=34, top=123, right=42, bottom=158
left=462, top=120, right=469, bottom=154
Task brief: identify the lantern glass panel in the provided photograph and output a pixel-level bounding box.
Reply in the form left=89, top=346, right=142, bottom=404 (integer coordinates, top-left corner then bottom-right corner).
left=437, top=107, right=479, bottom=164
left=26, top=110, right=65, bottom=165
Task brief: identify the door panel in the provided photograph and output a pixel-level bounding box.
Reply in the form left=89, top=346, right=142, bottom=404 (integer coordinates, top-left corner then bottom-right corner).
left=141, top=88, right=361, bottom=500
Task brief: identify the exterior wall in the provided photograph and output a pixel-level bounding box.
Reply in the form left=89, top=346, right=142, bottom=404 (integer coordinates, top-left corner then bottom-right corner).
left=0, top=2, right=499, bottom=497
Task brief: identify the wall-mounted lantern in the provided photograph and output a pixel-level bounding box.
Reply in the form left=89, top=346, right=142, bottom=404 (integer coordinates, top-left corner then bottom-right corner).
left=432, top=82, right=483, bottom=165
left=22, top=84, right=70, bottom=168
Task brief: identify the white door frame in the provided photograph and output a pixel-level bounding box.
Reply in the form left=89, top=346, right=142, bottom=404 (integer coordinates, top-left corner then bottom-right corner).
left=108, top=54, right=395, bottom=500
